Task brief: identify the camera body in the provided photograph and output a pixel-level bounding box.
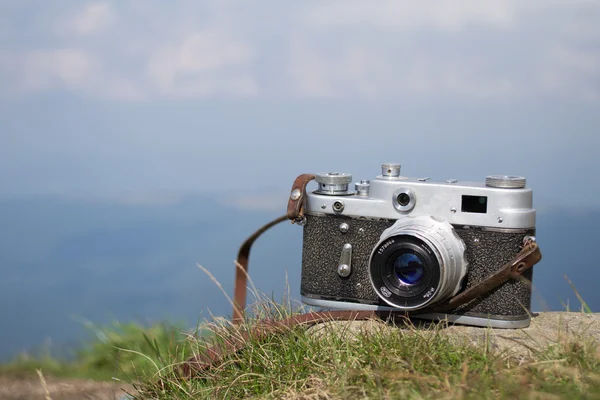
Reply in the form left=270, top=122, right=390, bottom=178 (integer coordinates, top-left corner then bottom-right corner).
left=299, top=163, right=537, bottom=328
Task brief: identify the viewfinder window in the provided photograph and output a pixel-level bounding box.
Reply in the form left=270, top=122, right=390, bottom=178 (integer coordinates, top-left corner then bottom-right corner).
left=461, top=195, right=487, bottom=213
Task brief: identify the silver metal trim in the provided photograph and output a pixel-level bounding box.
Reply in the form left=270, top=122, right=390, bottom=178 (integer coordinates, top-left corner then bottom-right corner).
left=315, top=172, right=353, bottom=185
left=301, top=296, right=393, bottom=311
left=477, top=226, right=530, bottom=234
left=314, top=172, right=354, bottom=196
left=381, top=163, right=401, bottom=178
left=305, top=176, right=535, bottom=229
left=290, top=188, right=302, bottom=201
left=332, top=200, right=345, bottom=213
left=486, top=175, right=526, bottom=189
left=523, top=235, right=536, bottom=243
left=355, top=180, right=371, bottom=196
left=300, top=297, right=531, bottom=329
left=392, top=187, right=416, bottom=213
left=410, top=312, right=531, bottom=329
left=337, top=243, right=352, bottom=277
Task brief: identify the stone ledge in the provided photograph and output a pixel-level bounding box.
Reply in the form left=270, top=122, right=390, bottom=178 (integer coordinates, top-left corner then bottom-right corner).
left=307, top=312, right=600, bottom=358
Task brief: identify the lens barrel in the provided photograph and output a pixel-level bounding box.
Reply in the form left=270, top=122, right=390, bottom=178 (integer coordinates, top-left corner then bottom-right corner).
left=371, top=235, right=441, bottom=309
left=368, top=216, right=468, bottom=311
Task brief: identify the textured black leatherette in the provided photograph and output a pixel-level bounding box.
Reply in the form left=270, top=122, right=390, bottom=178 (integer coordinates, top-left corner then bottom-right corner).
left=300, top=214, right=535, bottom=320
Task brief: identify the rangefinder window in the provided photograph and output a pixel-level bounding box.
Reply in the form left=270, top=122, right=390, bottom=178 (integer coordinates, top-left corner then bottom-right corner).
left=461, top=195, right=488, bottom=213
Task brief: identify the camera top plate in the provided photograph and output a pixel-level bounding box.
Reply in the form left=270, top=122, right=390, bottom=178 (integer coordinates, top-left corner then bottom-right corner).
left=304, top=163, right=535, bottom=230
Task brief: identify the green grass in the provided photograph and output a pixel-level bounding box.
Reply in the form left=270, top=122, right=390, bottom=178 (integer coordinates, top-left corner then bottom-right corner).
left=2, top=290, right=599, bottom=399
left=124, top=295, right=600, bottom=400
left=0, top=320, right=199, bottom=383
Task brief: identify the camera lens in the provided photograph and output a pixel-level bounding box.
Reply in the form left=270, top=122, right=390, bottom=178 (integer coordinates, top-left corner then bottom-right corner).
left=369, top=235, right=440, bottom=309
left=369, top=216, right=468, bottom=311
left=397, top=193, right=411, bottom=207
left=393, top=252, right=425, bottom=285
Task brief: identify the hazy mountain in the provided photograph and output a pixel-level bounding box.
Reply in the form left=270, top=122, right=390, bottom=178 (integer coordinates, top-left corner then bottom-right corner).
left=0, top=197, right=596, bottom=361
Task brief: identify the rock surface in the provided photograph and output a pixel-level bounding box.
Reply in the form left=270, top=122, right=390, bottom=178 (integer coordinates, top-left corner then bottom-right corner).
left=308, top=311, right=600, bottom=359
left=0, top=376, right=134, bottom=400
left=443, top=312, right=598, bottom=354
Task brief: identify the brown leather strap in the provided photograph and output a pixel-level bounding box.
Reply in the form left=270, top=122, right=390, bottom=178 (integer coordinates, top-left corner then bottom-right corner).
left=181, top=310, right=391, bottom=377
left=232, top=174, right=315, bottom=324
left=421, top=239, right=542, bottom=313
left=287, top=173, right=315, bottom=222
left=232, top=214, right=289, bottom=324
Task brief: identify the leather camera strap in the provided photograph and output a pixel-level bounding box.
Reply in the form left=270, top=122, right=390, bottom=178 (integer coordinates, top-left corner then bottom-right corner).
left=180, top=173, right=542, bottom=378
left=232, top=173, right=316, bottom=324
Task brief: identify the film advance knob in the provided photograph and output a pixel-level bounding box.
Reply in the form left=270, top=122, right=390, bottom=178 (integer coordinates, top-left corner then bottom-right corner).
left=485, top=175, right=527, bottom=189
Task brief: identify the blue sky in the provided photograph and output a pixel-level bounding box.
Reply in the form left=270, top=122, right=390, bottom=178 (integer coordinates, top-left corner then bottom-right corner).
left=1, top=1, right=599, bottom=210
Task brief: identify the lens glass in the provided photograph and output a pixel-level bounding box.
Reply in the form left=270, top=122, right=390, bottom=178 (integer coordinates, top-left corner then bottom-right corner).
left=397, top=193, right=410, bottom=206
left=393, top=252, right=425, bottom=285
left=370, top=234, right=442, bottom=309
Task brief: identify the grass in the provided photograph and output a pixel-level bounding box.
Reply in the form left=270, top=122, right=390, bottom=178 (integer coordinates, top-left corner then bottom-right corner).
left=124, top=293, right=600, bottom=400
left=2, top=286, right=599, bottom=399
left=0, top=320, right=198, bottom=382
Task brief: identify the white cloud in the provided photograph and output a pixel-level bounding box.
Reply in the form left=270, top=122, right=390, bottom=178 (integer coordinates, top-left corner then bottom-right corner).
left=1, top=5, right=257, bottom=101
left=286, top=39, right=523, bottom=100
left=70, top=2, right=115, bottom=35
left=287, top=43, right=337, bottom=98
left=145, top=29, right=257, bottom=98
left=537, top=45, right=600, bottom=101
left=301, top=1, right=517, bottom=31
left=21, top=49, right=96, bottom=92
left=285, top=1, right=600, bottom=101
left=1, top=0, right=598, bottom=102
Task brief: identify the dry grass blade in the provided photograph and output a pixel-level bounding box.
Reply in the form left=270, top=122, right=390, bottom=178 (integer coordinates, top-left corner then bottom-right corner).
left=36, top=369, right=52, bottom=400
left=196, top=263, right=236, bottom=318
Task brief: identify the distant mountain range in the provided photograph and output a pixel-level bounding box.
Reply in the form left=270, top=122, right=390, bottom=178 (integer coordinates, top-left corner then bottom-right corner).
left=0, top=196, right=597, bottom=361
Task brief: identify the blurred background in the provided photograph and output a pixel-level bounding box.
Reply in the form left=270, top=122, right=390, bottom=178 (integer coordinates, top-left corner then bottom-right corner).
left=1, top=0, right=598, bottom=361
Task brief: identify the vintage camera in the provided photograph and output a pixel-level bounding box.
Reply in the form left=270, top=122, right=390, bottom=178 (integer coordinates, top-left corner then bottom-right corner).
left=299, top=163, right=537, bottom=328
